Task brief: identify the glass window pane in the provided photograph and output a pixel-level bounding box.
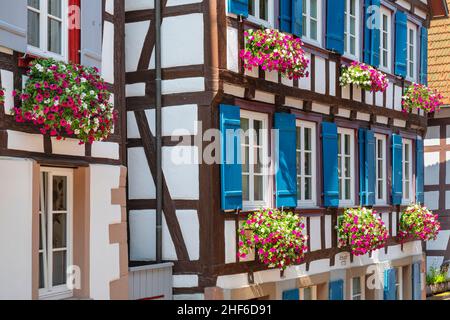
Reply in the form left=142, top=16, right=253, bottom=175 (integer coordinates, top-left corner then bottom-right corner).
left=48, top=0, right=62, bottom=17
left=297, top=127, right=302, bottom=150
left=345, top=179, right=351, bottom=199
left=305, top=177, right=312, bottom=200
left=53, top=213, right=67, bottom=249
left=338, top=134, right=341, bottom=154
left=350, top=37, right=356, bottom=55
left=345, top=134, right=350, bottom=155
left=254, top=120, right=262, bottom=146
left=241, top=118, right=249, bottom=145
left=48, top=18, right=62, bottom=54
left=254, top=147, right=263, bottom=174
left=53, top=176, right=67, bottom=211
left=242, top=146, right=249, bottom=173
left=345, top=157, right=351, bottom=177
left=350, top=18, right=356, bottom=35
left=260, top=0, right=268, bottom=20
left=310, top=20, right=317, bottom=40
left=39, top=253, right=45, bottom=289
left=311, top=0, right=317, bottom=18
left=303, top=287, right=313, bottom=300
left=39, top=214, right=43, bottom=250
left=248, top=0, right=255, bottom=16
left=353, top=277, right=361, bottom=295
left=297, top=177, right=302, bottom=201
left=52, top=251, right=67, bottom=286
left=305, top=152, right=312, bottom=175
left=28, top=0, right=40, bottom=9
left=28, top=10, right=40, bottom=47
left=304, top=128, right=311, bottom=151
left=254, top=175, right=263, bottom=201
left=242, top=175, right=249, bottom=201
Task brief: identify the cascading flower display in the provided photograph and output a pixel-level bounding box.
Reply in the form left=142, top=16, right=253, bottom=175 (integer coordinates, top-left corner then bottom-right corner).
left=12, top=58, right=117, bottom=144
left=337, top=207, right=389, bottom=256
left=0, top=88, right=4, bottom=105
left=399, top=204, right=441, bottom=242
left=339, top=61, right=388, bottom=93
left=238, top=208, right=308, bottom=271
left=240, top=28, right=309, bottom=80
left=402, top=83, right=444, bottom=113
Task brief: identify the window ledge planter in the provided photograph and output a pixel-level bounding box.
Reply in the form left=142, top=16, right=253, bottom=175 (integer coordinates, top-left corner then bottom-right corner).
left=402, top=83, right=444, bottom=114
left=399, top=204, right=441, bottom=242
left=12, top=58, right=117, bottom=145
left=427, top=282, right=450, bottom=296
left=339, top=62, right=388, bottom=93
left=240, top=28, right=310, bottom=80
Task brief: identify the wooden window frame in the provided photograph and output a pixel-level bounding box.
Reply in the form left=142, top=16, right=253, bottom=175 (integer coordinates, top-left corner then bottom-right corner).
left=338, top=127, right=356, bottom=207
left=406, top=21, right=418, bottom=82
left=300, top=286, right=318, bottom=300
left=247, top=0, right=275, bottom=28
left=343, top=0, right=360, bottom=60
left=402, top=138, right=413, bottom=204
left=379, top=6, right=392, bottom=73
left=375, top=133, right=387, bottom=205
left=302, top=0, right=322, bottom=46
left=351, top=276, right=365, bottom=300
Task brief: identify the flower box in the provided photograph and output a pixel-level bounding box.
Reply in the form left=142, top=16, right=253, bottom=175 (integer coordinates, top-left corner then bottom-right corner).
left=339, top=62, right=388, bottom=93
left=12, top=58, right=117, bottom=144
left=238, top=208, right=308, bottom=271
left=399, top=204, right=441, bottom=242
left=240, top=28, right=309, bottom=80
left=402, top=83, right=444, bottom=113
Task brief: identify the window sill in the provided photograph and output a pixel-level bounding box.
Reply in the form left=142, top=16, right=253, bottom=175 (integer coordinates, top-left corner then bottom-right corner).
left=27, top=45, right=68, bottom=63
left=245, top=15, right=273, bottom=29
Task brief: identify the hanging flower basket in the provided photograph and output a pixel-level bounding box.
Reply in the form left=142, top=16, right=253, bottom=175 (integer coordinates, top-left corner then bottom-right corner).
left=399, top=204, right=441, bottom=242
left=12, top=58, right=117, bottom=144
left=238, top=208, right=308, bottom=271
left=339, top=61, right=388, bottom=93
left=337, top=207, right=389, bottom=256
left=240, top=28, right=310, bottom=80
left=0, top=88, right=4, bottom=105
left=402, top=83, right=444, bottom=113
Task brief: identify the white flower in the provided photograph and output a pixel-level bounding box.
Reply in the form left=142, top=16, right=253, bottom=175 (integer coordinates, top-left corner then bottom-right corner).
left=74, top=129, right=80, bottom=135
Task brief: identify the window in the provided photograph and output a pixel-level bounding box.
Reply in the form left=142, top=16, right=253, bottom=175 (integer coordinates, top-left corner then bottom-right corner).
left=247, top=0, right=274, bottom=26
left=344, top=0, right=360, bottom=58
left=241, top=110, right=269, bottom=210
left=302, top=0, right=321, bottom=44
left=27, top=0, right=68, bottom=60
left=407, top=22, right=417, bottom=80
left=338, top=128, right=355, bottom=206
left=379, top=7, right=392, bottom=71
left=296, top=121, right=317, bottom=207
left=375, top=134, right=387, bottom=205
left=39, top=167, right=73, bottom=299
left=351, top=277, right=364, bottom=300
left=300, top=286, right=317, bottom=300
left=402, top=139, right=413, bottom=203
left=395, top=267, right=403, bottom=300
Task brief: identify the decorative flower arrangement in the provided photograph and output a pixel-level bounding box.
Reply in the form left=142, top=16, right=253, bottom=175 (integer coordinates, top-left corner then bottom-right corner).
left=0, top=88, right=4, bottom=105
left=240, top=28, right=309, bottom=80
left=339, top=61, right=388, bottom=93
left=12, top=58, right=117, bottom=144
left=399, top=204, right=441, bottom=242
left=337, top=207, right=389, bottom=256
left=402, top=83, right=444, bottom=113
left=238, top=208, right=308, bottom=271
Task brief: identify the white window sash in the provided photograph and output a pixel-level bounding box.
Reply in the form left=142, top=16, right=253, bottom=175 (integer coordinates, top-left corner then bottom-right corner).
left=406, top=22, right=417, bottom=81
left=379, top=7, right=392, bottom=72
left=396, top=267, right=403, bottom=300
left=344, top=0, right=360, bottom=60
left=300, top=286, right=317, bottom=300
left=338, top=127, right=355, bottom=207
left=302, top=0, right=322, bottom=46
left=296, top=120, right=317, bottom=208
left=375, top=134, right=387, bottom=205
left=351, top=277, right=365, bottom=300
left=246, top=0, right=275, bottom=27
left=402, top=139, right=413, bottom=204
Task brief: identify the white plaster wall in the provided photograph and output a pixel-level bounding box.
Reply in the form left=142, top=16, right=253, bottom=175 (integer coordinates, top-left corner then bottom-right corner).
left=225, top=220, right=237, bottom=264
left=298, top=53, right=311, bottom=90
left=314, top=57, right=326, bottom=94
left=91, top=142, right=120, bottom=160
left=365, top=91, right=373, bottom=105
left=426, top=230, right=450, bottom=251
left=309, top=217, right=321, bottom=252
left=161, top=77, right=205, bottom=95
left=0, top=69, right=14, bottom=114
left=386, top=82, right=394, bottom=109
left=329, top=61, right=336, bottom=96
left=7, top=130, right=44, bottom=153
left=394, top=85, right=403, bottom=111
left=0, top=158, right=34, bottom=299
left=89, top=164, right=122, bottom=300
left=424, top=191, right=439, bottom=211
left=226, top=27, right=239, bottom=73
left=51, top=138, right=85, bottom=156
left=126, top=83, right=146, bottom=97
left=173, top=275, right=199, bottom=288
left=125, top=0, right=154, bottom=11
left=125, top=21, right=150, bottom=72
left=105, top=0, right=114, bottom=14
left=425, top=126, right=440, bottom=146
left=128, top=147, right=156, bottom=199
left=424, top=152, right=440, bottom=185
left=127, top=111, right=140, bottom=139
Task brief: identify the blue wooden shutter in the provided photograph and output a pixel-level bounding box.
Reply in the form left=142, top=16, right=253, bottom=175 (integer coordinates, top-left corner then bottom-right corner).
left=81, top=0, right=103, bottom=69
left=228, top=0, right=249, bottom=17
left=280, top=0, right=293, bottom=34
left=366, top=130, right=376, bottom=205
left=384, top=268, right=397, bottom=300
left=329, top=280, right=344, bottom=300
left=326, top=0, right=345, bottom=54
left=282, top=288, right=300, bottom=300
left=420, top=27, right=428, bottom=85
left=394, top=11, right=408, bottom=78
left=416, top=138, right=424, bottom=204
left=363, top=0, right=381, bottom=67
left=322, top=122, right=339, bottom=207
left=412, top=262, right=422, bottom=300
left=0, top=0, right=27, bottom=52
left=392, top=134, right=403, bottom=205
left=359, top=129, right=368, bottom=205
left=292, top=0, right=303, bottom=37
left=220, top=105, right=243, bottom=211
left=275, top=113, right=298, bottom=208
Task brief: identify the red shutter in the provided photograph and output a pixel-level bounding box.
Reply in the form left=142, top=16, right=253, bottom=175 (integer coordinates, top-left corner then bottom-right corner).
left=68, top=0, right=81, bottom=64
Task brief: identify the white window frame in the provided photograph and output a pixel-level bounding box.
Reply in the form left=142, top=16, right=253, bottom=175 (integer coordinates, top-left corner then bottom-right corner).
left=395, top=267, right=403, bottom=300
left=300, top=286, right=317, bottom=300
left=351, top=276, right=365, bottom=300
left=406, top=21, right=418, bottom=81
left=27, top=0, right=69, bottom=61
left=379, top=7, right=392, bottom=72
left=344, top=0, right=360, bottom=60
left=302, top=0, right=322, bottom=46
left=402, top=139, right=413, bottom=204
left=246, top=0, right=275, bottom=28
left=240, top=110, right=270, bottom=211
left=375, top=134, right=387, bottom=205
left=39, top=167, right=73, bottom=300
left=338, top=127, right=355, bottom=207
left=296, top=120, right=317, bottom=208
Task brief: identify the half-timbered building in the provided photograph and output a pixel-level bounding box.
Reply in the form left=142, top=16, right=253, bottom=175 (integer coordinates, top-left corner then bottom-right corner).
left=125, top=0, right=448, bottom=300
left=0, top=0, right=128, bottom=299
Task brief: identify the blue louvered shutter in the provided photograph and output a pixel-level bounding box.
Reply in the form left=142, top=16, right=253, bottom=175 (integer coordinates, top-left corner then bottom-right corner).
left=0, top=0, right=27, bottom=53
left=392, top=134, right=403, bottom=205
left=363, top=0, right=381, bottom=67
left=81, top=0, right=103, bottom=69
left=220, top=105, right=243, bottom=211
left=326, top=0, right=345, bottom=54
left=329, top=280, right=344, bottom=300
left=363, top=0, right=373, bottom=65
left=323, top=122, right=339, bottom=207
left=359, top=129, right=367, bottom=205
left=412, top=262, right=422, bottom=300
left=370, top=0, right=381, bottom=67
left=280, top=0, right=293, bottom=33
left=292, top=0, right=303, bottom=37
left=420, top=27, right=428, bottom=85
left=384, top=268, right=397, bottom=300
left=275, top=113, right=297, bottom=208
left=366, top=130, right=376, bottom=205
left=282, top=288, right=300, bottom=300
left=416, top=138, right=424, bottom=204
left=228, top=0, right=249, bottom=17
left=394, top=11, right=408, bottom=78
